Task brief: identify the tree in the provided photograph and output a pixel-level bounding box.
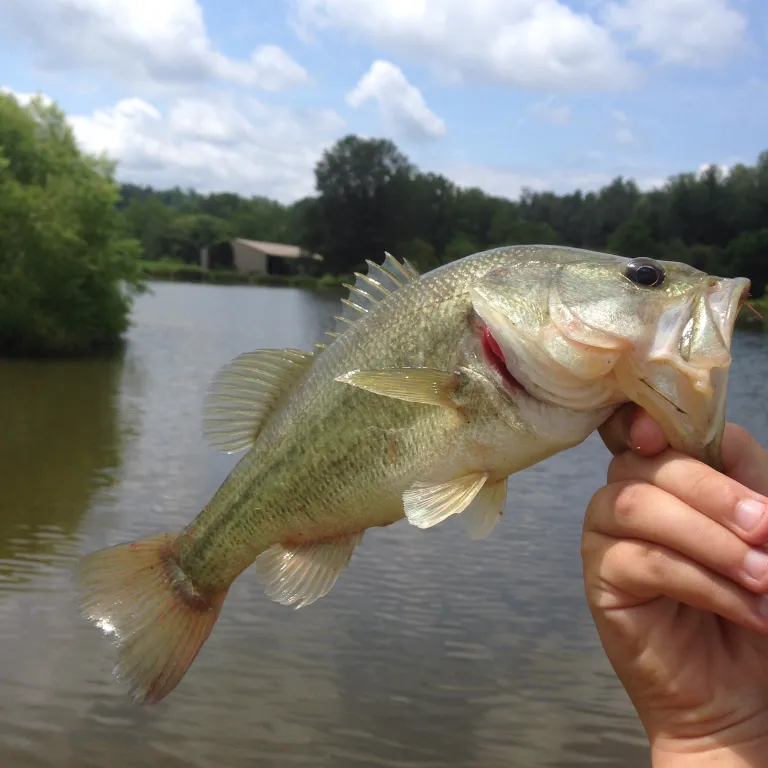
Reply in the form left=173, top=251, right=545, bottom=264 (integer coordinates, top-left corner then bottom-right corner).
left=106, top=133, right=768, bottom=307
left=444, top=234, right=478, bottom=263
left=119, top=195, right=176, bottom=260
left=0, top=92, right=144, bottom=356
left=167, top=214, right=232, bottom=264
left=397, top=238, right=439, bottom=273
left=724, top=230, right=768, bottom=298
left=314, top=135, right=415, bottom=273
left=606, top=218, right=661, bottom=260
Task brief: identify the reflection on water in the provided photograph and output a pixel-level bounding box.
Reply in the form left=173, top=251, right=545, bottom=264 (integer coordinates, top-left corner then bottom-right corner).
left=0, top=358, right=129, bottom=586
left=0, top=282, right=765, bottom=767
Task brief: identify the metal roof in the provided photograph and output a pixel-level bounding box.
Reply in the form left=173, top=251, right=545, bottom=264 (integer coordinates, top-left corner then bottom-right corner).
left=233, top=239, right=323, bottom=261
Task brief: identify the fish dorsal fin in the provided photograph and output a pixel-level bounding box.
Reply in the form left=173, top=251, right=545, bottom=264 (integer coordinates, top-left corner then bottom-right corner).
left=202, top=348, right=315, bottom=453
left=333, top=252, right=420, bottom=335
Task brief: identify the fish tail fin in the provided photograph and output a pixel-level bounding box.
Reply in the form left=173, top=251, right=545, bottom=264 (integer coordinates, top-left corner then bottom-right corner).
left=75, top=532, right=228, bottom=704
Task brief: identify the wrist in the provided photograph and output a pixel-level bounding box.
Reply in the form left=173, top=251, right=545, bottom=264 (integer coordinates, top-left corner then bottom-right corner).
left=652, top=731, right=768, bottom=767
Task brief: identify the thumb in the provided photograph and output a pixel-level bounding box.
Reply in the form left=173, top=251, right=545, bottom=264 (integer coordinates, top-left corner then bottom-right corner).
left=598, top=404, right=669, bottom=458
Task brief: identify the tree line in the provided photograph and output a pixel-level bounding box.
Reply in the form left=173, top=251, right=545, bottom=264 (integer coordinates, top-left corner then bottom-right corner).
left=120, top=134, right=768, bottom=297
left=1, top=89, right=765, bottom=356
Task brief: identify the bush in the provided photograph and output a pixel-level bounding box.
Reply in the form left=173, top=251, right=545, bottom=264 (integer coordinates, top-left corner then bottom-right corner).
left=0, top=93, right=144, bottom=356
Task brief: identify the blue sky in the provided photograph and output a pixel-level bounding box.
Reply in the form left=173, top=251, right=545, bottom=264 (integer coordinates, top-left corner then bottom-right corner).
left=0, top=0, right=766, bottom=202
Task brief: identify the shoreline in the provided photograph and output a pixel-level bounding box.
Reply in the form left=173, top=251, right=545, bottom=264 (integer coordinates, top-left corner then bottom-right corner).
left=140, top=262, right=768, bottom=331
left=140, top=261, right=348, bottom=290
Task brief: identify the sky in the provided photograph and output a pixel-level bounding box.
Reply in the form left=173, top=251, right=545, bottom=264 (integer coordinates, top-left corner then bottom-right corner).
left=0, top=0, right=766, bottom=204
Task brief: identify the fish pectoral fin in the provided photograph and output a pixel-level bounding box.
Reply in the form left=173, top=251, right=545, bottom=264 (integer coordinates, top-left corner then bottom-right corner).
left=202, top=348, right=315, bottom=454
left=335, top=368, right=460, bottom=409
left=403, top=472, right=488, bottom=529
left=460, top=477, right=508, bottom=540
left=254, top=533, right=364, bottom=609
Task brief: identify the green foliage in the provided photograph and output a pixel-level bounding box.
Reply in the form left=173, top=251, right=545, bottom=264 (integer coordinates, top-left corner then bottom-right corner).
left=110, top=134, right=768, bottom=302
left=724, top=229, right=768, bottom=297
left=0, top=92, right=144, bottom=357
left=445, top=234, right=479, bottom=263
left=606, top=218, right=661, bottom=260
left=397, top=238, right=439, bottom=272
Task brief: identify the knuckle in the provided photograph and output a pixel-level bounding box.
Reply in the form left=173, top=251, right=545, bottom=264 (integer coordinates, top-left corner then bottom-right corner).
left=611, top=480, right=649, bottom=523
left=637, top=542, right=668, bottom=584
left=684, top=462, right=738, bottom=512
left=580, top=530, right=601, bottom=562
left=586, top=484, right=616, bottom=521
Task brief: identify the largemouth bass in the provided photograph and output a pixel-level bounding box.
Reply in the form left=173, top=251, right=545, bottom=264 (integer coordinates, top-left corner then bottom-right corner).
left=76, top=245, right=750, bottom=703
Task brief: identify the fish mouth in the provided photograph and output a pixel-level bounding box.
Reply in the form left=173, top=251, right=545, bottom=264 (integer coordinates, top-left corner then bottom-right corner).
left=613, top=277, right=751, bottom=469
left=479, top=323, right=529, bottom=396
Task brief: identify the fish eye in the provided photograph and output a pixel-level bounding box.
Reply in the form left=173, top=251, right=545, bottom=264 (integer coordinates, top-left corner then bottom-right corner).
left=624, top=257, right=665, bottom=288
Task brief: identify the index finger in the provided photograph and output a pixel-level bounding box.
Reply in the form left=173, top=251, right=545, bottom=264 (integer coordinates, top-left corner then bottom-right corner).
left=607, top=446, right=768, bottom=546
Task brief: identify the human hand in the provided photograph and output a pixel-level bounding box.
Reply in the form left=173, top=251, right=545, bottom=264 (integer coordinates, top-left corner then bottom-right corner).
left=583, top=405, right=768, bottom=766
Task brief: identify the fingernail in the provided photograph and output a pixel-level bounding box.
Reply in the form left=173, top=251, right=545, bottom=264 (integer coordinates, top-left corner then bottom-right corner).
left=744, top=549, right=768, bottom=581
left=736, top=499, right=766, bottom=532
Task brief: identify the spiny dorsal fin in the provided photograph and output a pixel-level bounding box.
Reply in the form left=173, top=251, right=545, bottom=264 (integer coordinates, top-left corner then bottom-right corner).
left=202, top=348, right=315, bottom=454
left=334, top=252, right=420, bottom=334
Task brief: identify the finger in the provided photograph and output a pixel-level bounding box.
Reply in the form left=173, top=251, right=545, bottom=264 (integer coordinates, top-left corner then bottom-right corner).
left=587, top=481, right=768, bottom=595
left=630, top=410, right=668, bottom=456
left=598, top=405, right=668, bottom=457
left=582, top=533, right=768, bottom=635
left=607, top=448, right=768, bottom=546
left=722, top=424, right=768, bottom=497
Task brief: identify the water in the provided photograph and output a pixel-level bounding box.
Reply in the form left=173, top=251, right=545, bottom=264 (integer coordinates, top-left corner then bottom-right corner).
left=0, top=282, right=766, bottom=768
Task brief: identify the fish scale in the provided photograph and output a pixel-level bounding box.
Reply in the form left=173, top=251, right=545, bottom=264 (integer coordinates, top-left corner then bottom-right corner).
left=74, top=245, right=750, bottom=703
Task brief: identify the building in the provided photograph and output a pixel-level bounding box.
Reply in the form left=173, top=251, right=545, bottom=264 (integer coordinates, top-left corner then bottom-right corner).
left=201, top=239, right=323, bottom=275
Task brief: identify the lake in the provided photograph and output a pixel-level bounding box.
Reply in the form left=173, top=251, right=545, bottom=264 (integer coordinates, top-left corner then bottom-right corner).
left=1, top=281, right=766, bottom=768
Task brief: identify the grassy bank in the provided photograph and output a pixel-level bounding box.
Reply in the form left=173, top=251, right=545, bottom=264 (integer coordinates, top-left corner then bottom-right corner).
left=140, top=261, right=348, bottom=290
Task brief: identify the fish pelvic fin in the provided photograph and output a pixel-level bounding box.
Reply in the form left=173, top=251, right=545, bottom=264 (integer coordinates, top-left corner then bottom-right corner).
left=75, top=532, right=228, bottom=704
left=334, top=251, right=420, bottom=335
left=403, top=472, right=491, bottom=530
left=203, top=348, right=315, bottom=454
left=334, top=367, right=460, bottom=410
left=460, top=477, right=508, bottom=540
left=254, top=533, right=363, bottom=609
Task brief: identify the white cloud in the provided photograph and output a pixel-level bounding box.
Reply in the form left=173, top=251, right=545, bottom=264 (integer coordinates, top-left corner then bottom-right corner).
left=346, top=60, right=446, bottom=141
left=604, top=0, right=747, bottom=67
left=2, top=0, right=310, bottom=91
left=443, top=161, right=666, bottom=200
left=293, top=0, right=636, bottom=91
left=698, top=162, right=733, bottom=178
left=527, top=96, right=571, bottom=125
left=0, top=87, right=53, bottom=107
left=66, top=94, right=346, bottom=202
left=610, top=109, right=634, bottom=144
left=444, top=162, right=614, bottom=200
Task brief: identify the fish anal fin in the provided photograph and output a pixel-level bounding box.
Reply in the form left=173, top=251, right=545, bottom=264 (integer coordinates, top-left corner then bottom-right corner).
left=403, top=472, right=488, bottom=529
left=461, top=477, right=508, bottom=540
left=334, top=252, right=420, bottom=334
left=254, top=533, right=364, bottom=609
left=335, top=368, right=459, bottom=410
left=76, top=532, right=228, bottom=704
left=202, top=348, right=315, bottom=454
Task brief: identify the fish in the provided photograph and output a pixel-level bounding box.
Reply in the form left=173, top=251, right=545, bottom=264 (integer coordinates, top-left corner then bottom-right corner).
left=75, top=245, right=750, bottom=704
